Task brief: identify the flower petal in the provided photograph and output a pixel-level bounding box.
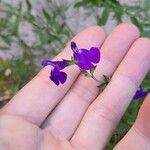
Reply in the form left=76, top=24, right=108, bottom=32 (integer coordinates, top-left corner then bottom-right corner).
left=71, top=41, right=79, bottom=53
left=52, top=60, right=68, bottom=70
left=89, top=47, right=100, bottom=63
left=133, top=87, right=147, bottom=100
left=42, top=59, right=68, bottom=70
left=74, top=49, right=94, bottom=70
left=58, top=71, right=67, bottom=84
left=41, top=60, right=52, bottom=67
left=74, top=49, right=89, bottom=61
left=50, top=68, right=60, bottom=85
left=77, top=61, right=94, bottom=70
left=50, top=67, right=67, bottom=85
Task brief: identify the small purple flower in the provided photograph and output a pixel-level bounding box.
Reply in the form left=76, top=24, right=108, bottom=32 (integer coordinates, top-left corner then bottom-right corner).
left=71, top=41, right=100, bottom=70
left=41, top=59, right=68, bottom=85
left=50, top=67, right=67, bottom=85
left=133, top=87, right=147, bottom=100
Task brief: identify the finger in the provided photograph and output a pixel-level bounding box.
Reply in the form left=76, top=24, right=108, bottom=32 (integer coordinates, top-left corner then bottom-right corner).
left=42, top=23, right=140, bottom=140
left=114, top=94, right=150, bottom=150
left=2, top=26, right=105, bottom=126
left=71, top=38, right=150, bottom=150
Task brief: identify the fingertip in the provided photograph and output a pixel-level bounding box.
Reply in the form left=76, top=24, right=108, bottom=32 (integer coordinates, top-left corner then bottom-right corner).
left=84, top=25, right=106, bottom=39
left=115, top=22, right=140, bottom=37
left=135, top=37, right=150, bottom=47
left=65, top=26, right=106, bottom=51
left=101, top=22, right=140, bottom=68
left=115, top=36, right=150, bottom=86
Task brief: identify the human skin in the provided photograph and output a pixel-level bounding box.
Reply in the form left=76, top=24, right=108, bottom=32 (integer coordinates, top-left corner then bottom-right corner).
left=0, top=23, right=150, bottom=150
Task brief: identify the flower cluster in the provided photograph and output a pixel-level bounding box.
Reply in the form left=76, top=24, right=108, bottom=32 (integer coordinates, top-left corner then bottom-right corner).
left=71, top=42, right=100, bottom=70
left=42, top=41, right=147, bottom=100
left=42, top=41, right=100, bottom=85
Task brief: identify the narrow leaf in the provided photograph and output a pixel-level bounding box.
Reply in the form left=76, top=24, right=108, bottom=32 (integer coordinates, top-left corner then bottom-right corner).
left=130, top=16, right=143, bottom=32
left=90, top=66, right=96, bottom=74
left=98, top=7, right=110, bottom=25
left=43, top=9, right=51, bottom=21
left=26, top=0, right=32, bottom=12
left=82, top=70, right=91, bottom=77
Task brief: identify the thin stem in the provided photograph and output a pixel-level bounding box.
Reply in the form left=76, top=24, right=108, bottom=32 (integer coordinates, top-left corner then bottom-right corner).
left=64, top=59, right=76, bottom=66
left=91, top=74, right=101, bottom=83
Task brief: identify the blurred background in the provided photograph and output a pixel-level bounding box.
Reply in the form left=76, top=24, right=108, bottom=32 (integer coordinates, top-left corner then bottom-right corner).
left=0, top=0, right=150, bottom=149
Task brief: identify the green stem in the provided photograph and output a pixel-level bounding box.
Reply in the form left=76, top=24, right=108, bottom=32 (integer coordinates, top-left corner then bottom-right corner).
left=91, top=74, right=101, bottom=83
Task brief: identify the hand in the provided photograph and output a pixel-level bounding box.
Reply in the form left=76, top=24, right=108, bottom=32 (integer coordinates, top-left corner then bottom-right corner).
left=0, top=23, right=150, bottom=150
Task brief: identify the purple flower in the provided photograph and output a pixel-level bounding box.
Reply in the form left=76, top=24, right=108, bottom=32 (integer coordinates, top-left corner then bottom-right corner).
left=133, top=87, right=147, bottom=100
left=71, top=41, right=100, bottom=70
left=50, top=67, right=67, bottom=85
left=41, top=60, right=68, bottom=85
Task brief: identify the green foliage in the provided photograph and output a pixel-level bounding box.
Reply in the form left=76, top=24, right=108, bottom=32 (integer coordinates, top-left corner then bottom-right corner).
left=75, top=0, right=123, bottom=23
left=0, top=0, right=72, bottom=101
left=0, top=1, right=72, bottom=107
left=97, top=7, right=110, bottom=26
left=0, top=0, right=72, bottom=55
left=75, top=0, right=150, bottom=37
left=0, top=53, right=37, bottom=95
left=130, top=16, right=143, bottom=32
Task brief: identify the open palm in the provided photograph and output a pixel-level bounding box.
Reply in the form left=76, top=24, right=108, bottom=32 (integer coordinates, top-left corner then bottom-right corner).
left=0, top=23, right=150, bottom=150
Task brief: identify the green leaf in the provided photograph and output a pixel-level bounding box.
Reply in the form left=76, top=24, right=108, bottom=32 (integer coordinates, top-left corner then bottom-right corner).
left=10, top=3, right=22, bottom=35
left=90, top=66, right=96, bottom=74
left=130, top=16, right=143, bottom=32
left=26, top=0, right=32, bottom=12
left=24, top=0, right=35, bottom=22
left=43, top=9, right=51, bottom=22
left=111, top=0, right=121, bottom=6
left=141, top=30, right=150, bottom=38
left=24, top=14, right=35, bottom=23
left=74, top=0, right=90, bottom=7
left=143, top=0, right=150, bottom=11
left=81, top=71, right=92, bottom=77
left=114, top=7, right=123, bottom=23
left=103, top=75, right=111, bottom=83
left=74, top=0, right=101, bottom=7
left=97, top=7, right=110, bottom=26
left=0, top=34, right=11, bottom=45
left=97, top=82, right=107, bottom=90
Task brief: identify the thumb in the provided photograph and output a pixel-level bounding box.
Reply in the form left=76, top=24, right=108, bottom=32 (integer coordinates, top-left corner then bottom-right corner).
left=114, top=94, right=150, bottom=150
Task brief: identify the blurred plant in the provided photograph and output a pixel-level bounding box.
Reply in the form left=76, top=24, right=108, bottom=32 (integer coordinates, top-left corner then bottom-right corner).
left=0, top=0, right=72, bottom=56
left=0, top=0, right=72, bottom=106
left=0, top=52, right=37, bottom=108
left=75, top=0, right=150, bottom=37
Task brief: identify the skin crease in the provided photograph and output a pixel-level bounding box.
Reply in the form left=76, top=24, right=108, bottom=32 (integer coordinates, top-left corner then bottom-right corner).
left=0, top=23, right=150, bottom=150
